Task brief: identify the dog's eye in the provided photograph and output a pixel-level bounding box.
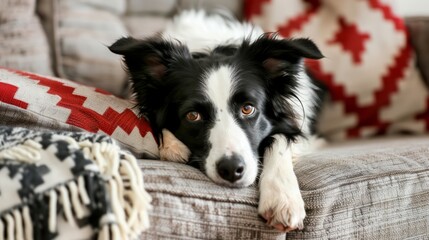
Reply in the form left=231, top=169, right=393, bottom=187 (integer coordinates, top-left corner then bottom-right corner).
left=241, top=104, right=256, bottom=116
left=186, top=111, right=202, bottom=122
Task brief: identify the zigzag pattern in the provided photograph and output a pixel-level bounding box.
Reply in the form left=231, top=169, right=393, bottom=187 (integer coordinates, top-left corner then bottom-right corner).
left=0, top=67, right=157, bottom=156
left=0, top=82, right=29, bottom=109
left=246, top=0, right=429, bottom=140
left=13, top=70, right=152, bottom=137
left=277, top=0, right=321, bottom=37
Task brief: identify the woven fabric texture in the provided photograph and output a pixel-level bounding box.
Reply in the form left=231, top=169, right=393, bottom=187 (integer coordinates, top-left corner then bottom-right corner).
left=139, top=160, right=285, bottom=240
left=0, top=126, right=151, bottom=240
left=0, top=0, right=53, bottom=76
left=246, top=0, right=429, bottom=141
left=139, top=136, right=429, bottom=239
left=37, top=0, right=128, bottom=96
left=290, top=136, right=429, bottom=239
left=0, top=67, right=159, bottom=158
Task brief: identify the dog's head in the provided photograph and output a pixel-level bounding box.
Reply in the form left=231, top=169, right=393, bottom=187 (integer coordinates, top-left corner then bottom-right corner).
left=110, top=34, right=322, bottom=187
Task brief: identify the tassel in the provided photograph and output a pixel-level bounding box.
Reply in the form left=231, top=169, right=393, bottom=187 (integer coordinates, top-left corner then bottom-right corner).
left=92, top=143, right=107, bottom=172
left=12, top=210, right=23, bottom=240
left=104, top=147, right=124, bottom=206
left=107, top=179, right=128, bottom=236
left=122, top=160, right=148, bottom=225
left=48, top=189, right=57, bottom=234
left=59, top=186, right=76, bottom=227
left=98, top=224, right=109, bottom=240
left=123, top=154, right=144, bottom=191
left=1, top=132, right=152, bottom=240
left=68, top=181, right=86, bottom=219
left=78, top=175, right=91, bottom=205
left=78, top=140, right=93, bottom=148
left=0, top=139, right=42, bottom=163
left=0, top=218, right=4, bottom=240
left=120, top=154, right=152, bottom=232
left=100, top=142, right=108, bottom=153
left=79, top=137, right=152, bottom=237
left=22, top=207, right=33, bottom=240
left=119, top=162, right=139, bottom=226
left=123, top=154, right=152, bottom=206
left=51, top=136, right=79, bottom=149
left=98, top=214, right=125, bottom=240
left=79, top=141, right=92, bottom=159
left=111, top=224, right=120, bottom=240
left=5, top=214, right=14, bottom=240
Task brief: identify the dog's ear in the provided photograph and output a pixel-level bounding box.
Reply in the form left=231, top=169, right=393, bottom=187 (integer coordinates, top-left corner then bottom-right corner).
left=237, top=35, right=323, bottom=140
left=109, top=36, right=191, bottom=81
left=239, top=35, right=323, bottom=77
left=109, top=37, right=191, bottom=133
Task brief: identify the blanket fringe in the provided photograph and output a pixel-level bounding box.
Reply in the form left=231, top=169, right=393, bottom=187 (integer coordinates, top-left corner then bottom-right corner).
left=0, top=139, right=42, bottom=163
left=63, top=136, right=152, bottom=239
left=0, top=207, right=33, bottom=240
left=0, top=135, right=152, bottom=240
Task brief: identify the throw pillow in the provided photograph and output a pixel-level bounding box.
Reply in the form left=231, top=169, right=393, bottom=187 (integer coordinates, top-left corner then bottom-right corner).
left=246, top=0, right=429, bottom=141
left=0, top=0, right=53, bottom=75
left=0, top=67, right=158, bottom=158
left=36, top=0, right=129, bottom=96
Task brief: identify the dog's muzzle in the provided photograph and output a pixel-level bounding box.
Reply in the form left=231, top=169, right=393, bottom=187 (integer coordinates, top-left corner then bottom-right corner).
left=216, top=154, right=245, bottom=183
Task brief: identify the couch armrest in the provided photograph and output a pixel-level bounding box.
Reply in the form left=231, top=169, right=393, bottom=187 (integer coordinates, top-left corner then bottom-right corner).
left=406, top=17, right=429, bottom=87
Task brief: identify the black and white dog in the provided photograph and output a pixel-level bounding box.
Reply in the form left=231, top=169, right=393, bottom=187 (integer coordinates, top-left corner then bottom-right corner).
left=110, top=11, right=323, bottom=232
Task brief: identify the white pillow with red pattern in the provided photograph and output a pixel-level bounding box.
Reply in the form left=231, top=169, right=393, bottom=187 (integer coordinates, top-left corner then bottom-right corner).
left=246, top=0, right=429, bottom=141
left=0, top=67, right=158, bottom=158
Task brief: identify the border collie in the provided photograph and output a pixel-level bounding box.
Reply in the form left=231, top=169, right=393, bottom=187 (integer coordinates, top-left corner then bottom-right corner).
left=109, top=11, right=324, bottom=232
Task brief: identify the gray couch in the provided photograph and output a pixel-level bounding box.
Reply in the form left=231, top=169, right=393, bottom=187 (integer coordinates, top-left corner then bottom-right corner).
left=141, top=136, right=429, bottom=239
left=1, top=0, right=429, bottom=239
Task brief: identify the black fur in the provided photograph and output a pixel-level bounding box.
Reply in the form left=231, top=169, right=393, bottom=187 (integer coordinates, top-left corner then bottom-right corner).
left=109, top=34, right=323, bottom=171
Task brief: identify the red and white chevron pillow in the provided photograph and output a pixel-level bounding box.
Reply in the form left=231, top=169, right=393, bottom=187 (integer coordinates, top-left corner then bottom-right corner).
left=247, top=0, right=429, bottom=141
left=0, top=67, right=158, bottom=158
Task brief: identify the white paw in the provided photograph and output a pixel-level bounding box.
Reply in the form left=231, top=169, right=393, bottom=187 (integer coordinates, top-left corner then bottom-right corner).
left=159, top=129, right=190, bottom=163
left=258, top=178, right=306, bottom=232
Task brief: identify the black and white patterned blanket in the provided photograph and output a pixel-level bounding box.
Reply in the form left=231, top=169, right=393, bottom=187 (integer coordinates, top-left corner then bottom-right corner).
left=0, top=126, right=151, bottom=240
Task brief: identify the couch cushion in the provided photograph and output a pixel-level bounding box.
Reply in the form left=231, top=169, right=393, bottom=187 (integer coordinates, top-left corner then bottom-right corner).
left=179, top=0, right=243, bottom=19
left=126, top=0, right=177, bottom=15
left=0, top=0, right=53, bottom=75
left=139, top=160, right=285, bottom=239
left=289, top=136, right=429, bottom=239
left=139, top=136, right=429, bottom=239
left=37, top=0, right=129, bottom=96
left=123, top=15, right=169, bottom=38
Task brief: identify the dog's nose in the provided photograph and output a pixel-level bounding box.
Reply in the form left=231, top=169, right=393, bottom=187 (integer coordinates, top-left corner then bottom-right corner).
left=216, top=154, right=245, bottom=183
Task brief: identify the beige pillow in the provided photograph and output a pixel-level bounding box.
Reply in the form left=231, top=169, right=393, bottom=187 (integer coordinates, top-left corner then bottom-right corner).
left=0, top=0, right=53, bottom=75
left=37, top=0, right=129, bottom=96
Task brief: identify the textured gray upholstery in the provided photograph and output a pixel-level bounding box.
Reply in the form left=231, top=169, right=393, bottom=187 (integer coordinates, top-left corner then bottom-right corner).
left=140, top=136, right=429, bottom=239
left=291, top=136, right=429, bottom=239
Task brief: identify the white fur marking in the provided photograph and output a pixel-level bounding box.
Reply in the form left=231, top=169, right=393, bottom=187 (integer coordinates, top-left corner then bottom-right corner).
left=258, top=134, right=306, bottom=230
left=203, top=66, right=258, bottom=187
left=162, top=10, right=264, bottom=53
left=159, top=129, right=191, bottom=163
